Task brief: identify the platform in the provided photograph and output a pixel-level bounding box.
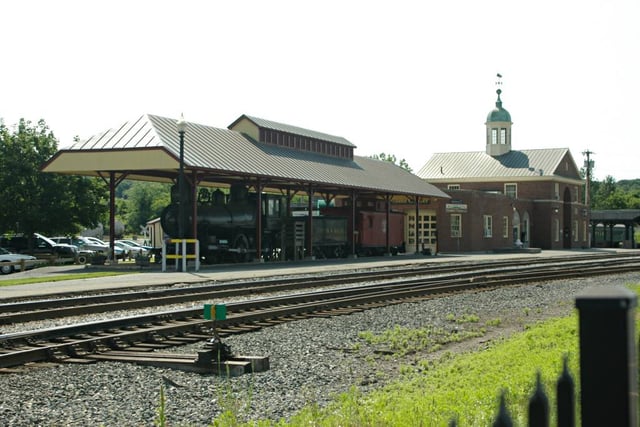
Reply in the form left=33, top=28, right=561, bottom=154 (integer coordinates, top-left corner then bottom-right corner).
left=0, top=248, right=631, bottom=300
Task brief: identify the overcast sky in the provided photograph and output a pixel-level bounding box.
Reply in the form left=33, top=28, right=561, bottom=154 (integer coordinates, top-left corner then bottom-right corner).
left=2, top=0, right=638, bottom=181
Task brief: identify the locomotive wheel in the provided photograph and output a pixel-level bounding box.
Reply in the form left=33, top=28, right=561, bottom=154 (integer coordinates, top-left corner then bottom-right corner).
left=333, top=246, right=346, bottom=258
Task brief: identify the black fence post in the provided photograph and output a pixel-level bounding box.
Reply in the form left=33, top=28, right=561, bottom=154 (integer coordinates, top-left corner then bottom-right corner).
left=575, top=286, right=638, bottom=427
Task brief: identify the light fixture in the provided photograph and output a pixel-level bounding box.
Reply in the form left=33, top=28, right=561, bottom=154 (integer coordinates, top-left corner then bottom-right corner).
left=176, top=114, right=187, bottom=133
left=177, top=114, right=187, bottom=272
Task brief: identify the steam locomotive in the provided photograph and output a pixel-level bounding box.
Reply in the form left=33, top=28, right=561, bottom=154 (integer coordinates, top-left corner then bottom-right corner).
left=160, top=184, right=406, bottom=263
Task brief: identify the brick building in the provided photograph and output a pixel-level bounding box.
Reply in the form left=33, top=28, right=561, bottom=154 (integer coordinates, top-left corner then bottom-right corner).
left=416, top=87, right=589, bottom=252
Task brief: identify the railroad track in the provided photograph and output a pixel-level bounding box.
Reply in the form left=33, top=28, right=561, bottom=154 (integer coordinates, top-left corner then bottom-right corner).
left=0, top=253, right=633, bottom=325
left=1, top=253, right=639, bottom=372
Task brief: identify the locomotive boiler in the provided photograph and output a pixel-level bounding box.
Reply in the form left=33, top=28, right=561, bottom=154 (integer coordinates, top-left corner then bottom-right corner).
left=160, top=184, right=407, bottom=264
left=161, top=184, right=286, bottom=263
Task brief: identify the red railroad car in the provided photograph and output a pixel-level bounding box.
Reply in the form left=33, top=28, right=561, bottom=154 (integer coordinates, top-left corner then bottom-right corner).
left=322, top=207, right=405, bottom=256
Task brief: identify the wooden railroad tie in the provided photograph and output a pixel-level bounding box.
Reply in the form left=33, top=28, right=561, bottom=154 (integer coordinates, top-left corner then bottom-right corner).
left=86, top=350, right=269, bottom=375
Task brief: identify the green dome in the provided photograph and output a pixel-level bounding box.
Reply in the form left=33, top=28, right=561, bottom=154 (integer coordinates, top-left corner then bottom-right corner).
left=486, top=89, right=511, bottom=122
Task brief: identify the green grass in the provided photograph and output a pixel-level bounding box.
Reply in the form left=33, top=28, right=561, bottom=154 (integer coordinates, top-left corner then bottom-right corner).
left=207, top=313, right=583, bottom=426
left=282, top=315, right=580, bottom=426
left=358, top=324, right=485, bottom=357
left=0, top=271, right=136, bottom=287
left=217, top=291, right=637, bottom=427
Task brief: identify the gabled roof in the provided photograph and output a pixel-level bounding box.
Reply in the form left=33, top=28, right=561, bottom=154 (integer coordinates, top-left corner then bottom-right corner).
left=43, top=114, right=449, bottom=199
left=229, top=114, right=356, bottom=148
left=416, top=148, right=583, bottom=183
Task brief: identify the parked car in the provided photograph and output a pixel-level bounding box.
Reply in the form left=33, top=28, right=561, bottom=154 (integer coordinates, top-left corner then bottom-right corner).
left=51, top=236, right=125, bottom=260
left=114, top=241, right=135, bottom=259
left=51, top=236, right=108, bottom=254
left=83, top=237, right=125, bottom=259
left=117, top=239, right=153, bottom=253
left=115, top=240, right=149, bottom=258
left=0, top=247, right=37, bottom=274
left=49, top=237, right=98, bottom=264
left=0, top=233, right=78, bottom=260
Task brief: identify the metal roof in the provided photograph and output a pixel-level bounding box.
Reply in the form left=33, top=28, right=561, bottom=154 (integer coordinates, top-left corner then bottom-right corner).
left=591, top=210, right=640, bottom=223
left=43, top=114, right=449, bottom=199
left=417, top=148, right=582, bottom=182
left=228, top=114, right=356, bottom=148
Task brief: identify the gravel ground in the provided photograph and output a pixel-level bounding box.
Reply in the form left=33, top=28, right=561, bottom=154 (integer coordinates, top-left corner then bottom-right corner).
left=1, top=272, right=639, bottom=426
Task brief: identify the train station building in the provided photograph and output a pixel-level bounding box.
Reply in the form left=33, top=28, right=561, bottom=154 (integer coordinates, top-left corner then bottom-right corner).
left=42, top=83, right=604, bottom=259
left=416, top=87, right=589, bottom=252
left=42, top=113, right=449, bottom=262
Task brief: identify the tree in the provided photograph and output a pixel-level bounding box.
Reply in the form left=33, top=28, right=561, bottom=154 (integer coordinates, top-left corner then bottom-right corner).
left=119, top=181, right=171, bottom=234
left=0, top=118, right=108, bottom=237
left=617, top=179, right=640, bottom=208
left=590, top=175, right=640, bottom=209
left=370, top=153, right=413, bottom=172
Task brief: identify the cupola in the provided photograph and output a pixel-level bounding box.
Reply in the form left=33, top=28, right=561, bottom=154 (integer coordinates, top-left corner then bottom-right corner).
left=485, top=86, right=513, bottom=156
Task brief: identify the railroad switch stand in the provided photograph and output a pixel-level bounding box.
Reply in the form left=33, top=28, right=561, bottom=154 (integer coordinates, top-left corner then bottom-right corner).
left=194, top=304, right=270, bottom=375
left=202, top=335, right=232, bottom=361
left=195, top=334, right=269, bottom=376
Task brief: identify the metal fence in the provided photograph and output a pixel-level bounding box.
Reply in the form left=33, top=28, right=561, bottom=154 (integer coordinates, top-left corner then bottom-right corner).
left=452, top=286, right=638, bottom=427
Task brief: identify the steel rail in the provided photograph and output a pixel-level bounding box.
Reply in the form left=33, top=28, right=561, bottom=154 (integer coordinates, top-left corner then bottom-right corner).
left=1, top=253, right=634, bottom=325
left=0, top=254, right=621, bottom=308
left=1, top=257, right=639, bottom=370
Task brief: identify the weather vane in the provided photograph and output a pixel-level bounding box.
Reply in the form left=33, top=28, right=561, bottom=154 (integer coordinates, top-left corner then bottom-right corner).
left=495, top=73, right=503, bottom=87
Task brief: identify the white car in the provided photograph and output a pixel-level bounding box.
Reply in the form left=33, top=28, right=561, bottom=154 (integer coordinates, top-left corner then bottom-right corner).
left=115, top=240, right=147, bottom=258
left=0, top=247, right=37, bottom=274
left=82, top=237, right=125, bottom=259
left=117, top=239, right=153, bottom=253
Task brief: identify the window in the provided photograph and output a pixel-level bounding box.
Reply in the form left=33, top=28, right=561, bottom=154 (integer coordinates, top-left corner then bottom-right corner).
left=407, top=216, right=415, bottom=240
left=502, top=216, right=509, bottom=238
left=451, top=214, right=462, bottom=238
left=554, top=219, right=560, bottom=242
left=583, top=221, right=587, bottom=242
left=266, top=197, right=281, bottom=217
left=504, top=183, right=517, bottom=199
left=500, top=128, right=506, bottom=144
left=574, top=220, right=579, bottom=242
left=491, top=129, right=498, bottom=145
left=447, top=184, right=460, bottom=190
left=406, top=211, right=437, bottom=246
left=554, top=183, right=560, bottom=200
left=483, top=215, right=493, bottom=238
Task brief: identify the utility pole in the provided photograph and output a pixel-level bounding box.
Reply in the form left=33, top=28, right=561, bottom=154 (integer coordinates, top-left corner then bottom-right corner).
left=583, top=150, right=595, bottom=249
left=582, top=150, right=595, bottom=206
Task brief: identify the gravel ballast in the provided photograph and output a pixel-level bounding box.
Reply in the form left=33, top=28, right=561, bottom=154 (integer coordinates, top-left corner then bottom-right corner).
left=1, top=272, right=638, bottom=426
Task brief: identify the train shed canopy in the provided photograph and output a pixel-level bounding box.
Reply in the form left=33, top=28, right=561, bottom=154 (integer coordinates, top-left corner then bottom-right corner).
left=590, top=209, right=640, bottom=225
left=42, top=114, right=449, bottom=200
